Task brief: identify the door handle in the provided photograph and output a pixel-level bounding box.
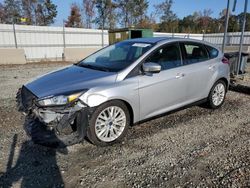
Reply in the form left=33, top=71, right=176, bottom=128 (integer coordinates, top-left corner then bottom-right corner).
left=208, top=65, right=215, bottom=70
left=175, top=73, right=185, bottom=79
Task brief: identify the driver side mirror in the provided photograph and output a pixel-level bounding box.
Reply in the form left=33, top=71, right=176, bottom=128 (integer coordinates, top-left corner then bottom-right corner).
left=142, top=62, right=161, bottom=74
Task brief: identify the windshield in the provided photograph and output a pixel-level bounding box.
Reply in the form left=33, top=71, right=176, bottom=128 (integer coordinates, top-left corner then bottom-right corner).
left=78, top=41, right=154, bottom=72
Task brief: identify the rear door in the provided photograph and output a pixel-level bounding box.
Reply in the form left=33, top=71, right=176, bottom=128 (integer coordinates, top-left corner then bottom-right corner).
left=179, top=42, right=217, bottom=102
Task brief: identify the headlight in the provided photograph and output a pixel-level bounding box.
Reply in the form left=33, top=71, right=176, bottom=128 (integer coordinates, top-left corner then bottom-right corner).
left=37, top=92, right=83, bottom=106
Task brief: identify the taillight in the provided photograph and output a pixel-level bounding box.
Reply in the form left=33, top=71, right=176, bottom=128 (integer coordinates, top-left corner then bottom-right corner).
left=222, top=57, right=229, bottom=65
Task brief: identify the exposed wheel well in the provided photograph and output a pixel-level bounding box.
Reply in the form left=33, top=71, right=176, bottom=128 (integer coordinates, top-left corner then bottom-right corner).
left=120, top=100, right=134, bottom=126
left=108, top=99, right=134, bottom=126
left=217, top=77, right=229, bottom=91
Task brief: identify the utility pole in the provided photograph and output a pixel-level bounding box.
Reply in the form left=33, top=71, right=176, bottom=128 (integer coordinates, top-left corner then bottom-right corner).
left=12, top=18, right=18, bottom=49
left=237, top=0, right=248, bottom=75
left=63, top=20, right=66, bottom=49
left=102, top=22, right=104, bottom=47
left=62, top=20, right=66, bottom=61
left=222, top=0, right=231, bottom=53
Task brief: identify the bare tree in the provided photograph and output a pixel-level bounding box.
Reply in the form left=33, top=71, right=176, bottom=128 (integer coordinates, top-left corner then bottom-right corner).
left=65, top=3, right=82, bottom=28
left=106, top=0, right=117, bottom=29
left=0, top=3, right=6, bottom=23
left=219, top=8, right=231, bottom=18
left=115, top=0, right=148, bottom=28
left=95, top=0, right=116, bottom=29
left=115, top=0, right=131, bottom=27
left=154, top=0, right=178, bottom=32
left=154, top=0, right=177, bottom=22
left=3, top=0, right=22, bottom=24
left=35, top=0, right=57, bottom=26
left=136, top=13, right=158, bottom=30
left=133, top=0, right=149, bottom=26
left=197, top=9, right=213, bottom=33
left=21, top=0, right=37, bottom=25
left=82, top=0, right=95, bottom=28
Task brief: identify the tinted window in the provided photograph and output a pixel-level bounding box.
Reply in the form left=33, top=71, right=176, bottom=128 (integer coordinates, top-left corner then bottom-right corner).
left=181, top=43, right=209, bottom=65
left=206, top=45, right=219, bottom=59
left=145, top=43, right=182, bottom=70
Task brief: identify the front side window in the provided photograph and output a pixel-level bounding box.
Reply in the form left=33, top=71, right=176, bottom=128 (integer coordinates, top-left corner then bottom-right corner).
left=78, top=41, right=153, bottom=72
left=181, top=42, right=209, bottom=65
left=144, top=43, right=182, bottom=70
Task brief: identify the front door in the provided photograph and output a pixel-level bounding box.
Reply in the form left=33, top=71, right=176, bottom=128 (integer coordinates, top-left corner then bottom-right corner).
left=138, top=43, right=188, bottom=120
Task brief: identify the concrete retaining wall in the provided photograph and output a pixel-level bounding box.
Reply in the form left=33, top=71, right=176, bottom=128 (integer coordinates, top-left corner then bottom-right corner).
left=224, top=46, right=250, bottom=53
left=64, top=48, right=100, bottom=62
left=0, top=49, right=26, bottom=64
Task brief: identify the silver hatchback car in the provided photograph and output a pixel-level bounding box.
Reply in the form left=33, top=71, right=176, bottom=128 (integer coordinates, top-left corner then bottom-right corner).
left=17, top=37, right=230, bottom=147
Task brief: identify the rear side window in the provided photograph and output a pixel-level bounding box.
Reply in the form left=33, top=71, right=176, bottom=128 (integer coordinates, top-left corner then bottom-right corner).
left=181, top=42, right=209, bottom=65
left=205, top=45, right=219, bottom=59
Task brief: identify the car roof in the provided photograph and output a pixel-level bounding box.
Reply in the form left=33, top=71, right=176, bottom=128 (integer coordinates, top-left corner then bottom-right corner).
left=124, top=37, right=172, bottom=44
left=123, top=37, right=220, bottom=50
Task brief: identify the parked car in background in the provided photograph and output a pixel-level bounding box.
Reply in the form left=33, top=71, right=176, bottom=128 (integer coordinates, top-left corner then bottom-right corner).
left=17, top=37, right=230, bottom=147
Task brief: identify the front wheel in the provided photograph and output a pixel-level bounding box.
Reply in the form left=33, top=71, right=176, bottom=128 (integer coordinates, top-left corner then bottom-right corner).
left=207, top=80, right=226, bottom=109
left=87, top=100, right=130, bottom=146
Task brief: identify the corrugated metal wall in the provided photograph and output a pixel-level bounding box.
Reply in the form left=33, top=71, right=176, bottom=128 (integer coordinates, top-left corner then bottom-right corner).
left=0, top=24, right=109, bottom=61
left=0, top=24, right=250, bottom=61
left=154, top=32, right=204, bottom=40
left=203, top=32, right=250, bottom=46
left=154, top=31, right=250, bottom=45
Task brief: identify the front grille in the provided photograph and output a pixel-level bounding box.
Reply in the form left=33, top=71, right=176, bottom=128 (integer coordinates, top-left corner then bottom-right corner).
left=21, top=86, right=37, bottom=111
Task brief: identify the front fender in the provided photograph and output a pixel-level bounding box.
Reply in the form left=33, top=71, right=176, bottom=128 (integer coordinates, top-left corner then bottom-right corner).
left=78, top=78, right=140, bottom=123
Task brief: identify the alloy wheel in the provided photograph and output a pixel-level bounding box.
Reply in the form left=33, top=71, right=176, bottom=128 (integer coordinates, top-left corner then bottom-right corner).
left=95, top=106, right=126, bottom=142
left=212, top=83, right=225, bottom=106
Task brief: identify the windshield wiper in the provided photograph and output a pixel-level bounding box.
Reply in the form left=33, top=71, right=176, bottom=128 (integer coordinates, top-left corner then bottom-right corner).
left=77, top=64, right=110, bottom=72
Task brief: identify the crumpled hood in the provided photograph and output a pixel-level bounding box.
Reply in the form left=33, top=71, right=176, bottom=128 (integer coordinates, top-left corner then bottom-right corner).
left=25, top=65, right=117, bottom=98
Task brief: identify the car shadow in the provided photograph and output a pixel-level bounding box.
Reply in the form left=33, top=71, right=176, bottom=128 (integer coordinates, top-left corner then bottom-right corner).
left=0, top=132, right=67, bottom=188
left=229, top=84, right=250, bottom=95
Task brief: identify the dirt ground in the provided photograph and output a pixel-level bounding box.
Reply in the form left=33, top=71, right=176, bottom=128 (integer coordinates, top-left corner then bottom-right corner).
left=0, top=62, right=249, bottom=188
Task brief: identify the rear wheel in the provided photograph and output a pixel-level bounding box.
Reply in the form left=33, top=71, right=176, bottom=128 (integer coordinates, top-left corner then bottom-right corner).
left=207, top=80, right=226, bottom=109
left=87, top=100, right=130, bottom=146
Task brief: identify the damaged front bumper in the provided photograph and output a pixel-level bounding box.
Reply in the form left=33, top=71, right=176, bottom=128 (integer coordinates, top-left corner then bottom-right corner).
left=17, top=86, right=90, bottom=147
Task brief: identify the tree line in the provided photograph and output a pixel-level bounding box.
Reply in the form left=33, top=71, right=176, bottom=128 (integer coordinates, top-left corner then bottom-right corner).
left=0, top=0, right=57, bottom=26
left=0, top=0, right=249, bottom=33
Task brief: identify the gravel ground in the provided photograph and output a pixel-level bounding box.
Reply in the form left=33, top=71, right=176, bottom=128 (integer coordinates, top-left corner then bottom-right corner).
left=242, top=64, right=250, bottom=87
left=0, top=62, right=249, bottom=188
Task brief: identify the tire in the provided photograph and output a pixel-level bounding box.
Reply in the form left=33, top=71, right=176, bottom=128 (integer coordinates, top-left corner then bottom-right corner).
left=207, top=80, right=226, bottom=109
left=87, top=100, right=130, bottom=146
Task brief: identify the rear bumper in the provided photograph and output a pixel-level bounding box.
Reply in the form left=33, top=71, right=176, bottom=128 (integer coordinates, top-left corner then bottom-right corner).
left=17, top=86, right=89, bottom=147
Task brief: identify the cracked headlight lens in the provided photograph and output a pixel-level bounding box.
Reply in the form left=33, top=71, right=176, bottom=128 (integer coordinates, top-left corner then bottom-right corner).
left=37, top=92, right=82, bottom=106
